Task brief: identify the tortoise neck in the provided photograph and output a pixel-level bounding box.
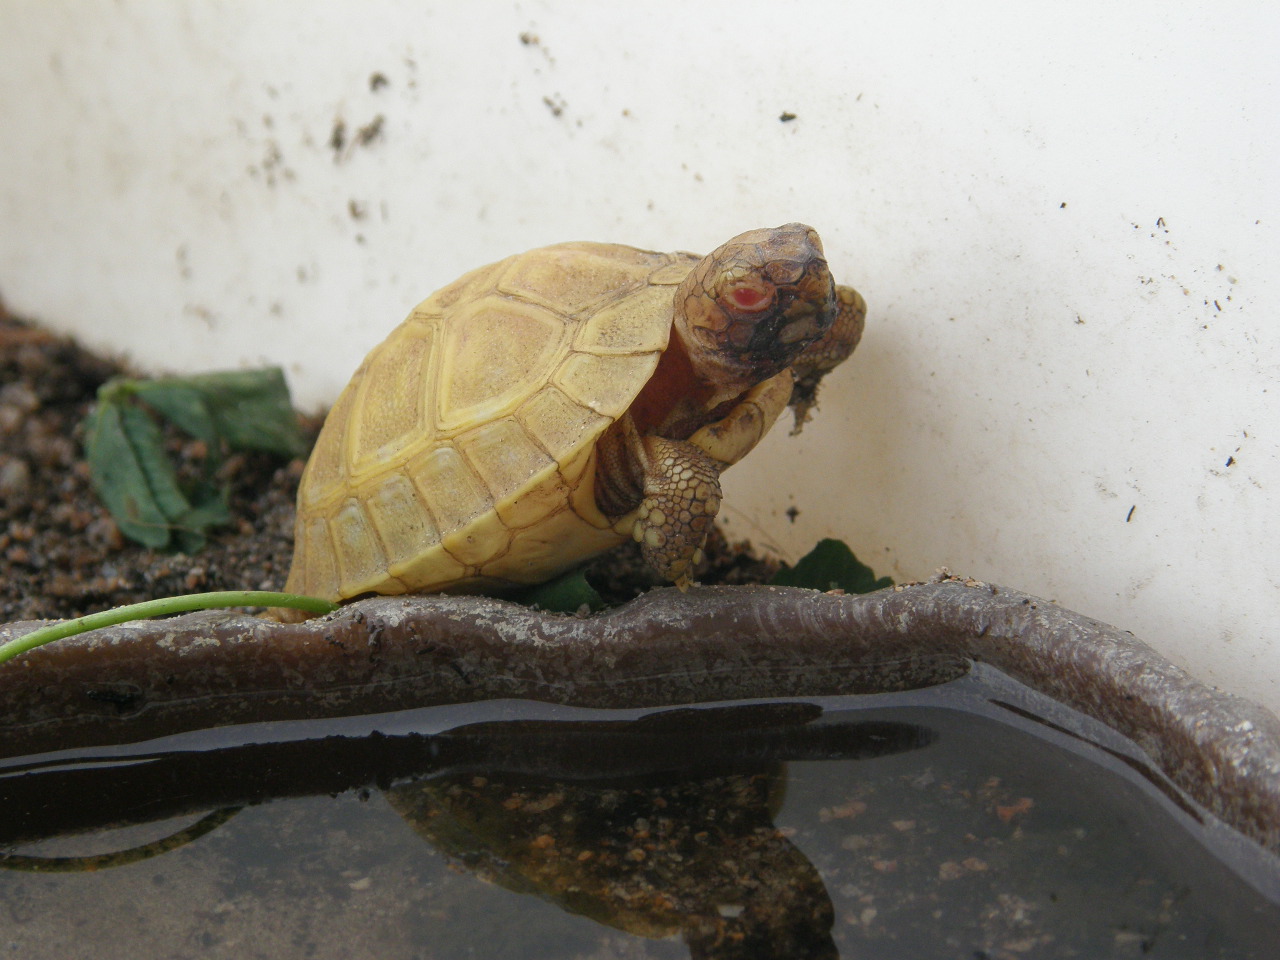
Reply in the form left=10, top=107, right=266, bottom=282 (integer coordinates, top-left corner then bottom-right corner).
left=628, top=330, right=740, bottom=441
left=593, top=338, right=744, bottom=520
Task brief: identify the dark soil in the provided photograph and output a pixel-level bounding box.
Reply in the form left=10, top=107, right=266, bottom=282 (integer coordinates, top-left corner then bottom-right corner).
left=0, top=310, right=776, bottom=624
left=0, top=310, right=317, bottom=622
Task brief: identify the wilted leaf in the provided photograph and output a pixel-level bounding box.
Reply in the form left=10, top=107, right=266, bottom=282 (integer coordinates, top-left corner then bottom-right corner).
left=770, top=538, right=894, bottom=594
left=170, top=486, right=234, bottom=554
left=146, top=368, right=306, bottom=457
left=130, top=381, right=219, bottom=446
left=84, top=366, right=307, bottom=553
left=83, top=403, right=176, bottom=549
left=118, top=403, right=194, bottom=524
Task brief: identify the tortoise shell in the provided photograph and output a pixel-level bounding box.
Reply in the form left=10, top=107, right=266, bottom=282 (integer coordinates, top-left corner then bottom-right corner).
left=284, top=240, right=746, bottom=602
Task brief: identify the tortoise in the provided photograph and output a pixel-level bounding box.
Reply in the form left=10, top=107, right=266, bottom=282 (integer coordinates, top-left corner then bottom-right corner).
left=282, top=223, right=864, bottom=614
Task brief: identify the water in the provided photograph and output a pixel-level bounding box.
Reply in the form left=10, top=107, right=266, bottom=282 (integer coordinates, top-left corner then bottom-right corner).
left=2, top=664, right=1277, bottom=959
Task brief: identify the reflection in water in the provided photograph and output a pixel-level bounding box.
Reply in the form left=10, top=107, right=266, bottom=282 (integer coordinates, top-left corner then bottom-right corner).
left=390, top=769, right=834, bottom=959
left=0, top=806, right=241, bottom=873
left=385, top=717, right=932, bottom=959
left=2, top=681, right=1277, bottom=959
left=0, top=701, right=930, bottom=957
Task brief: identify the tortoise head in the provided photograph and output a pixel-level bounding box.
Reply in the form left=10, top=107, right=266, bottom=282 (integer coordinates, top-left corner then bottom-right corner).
left=673, top=223, right=837, bottom=401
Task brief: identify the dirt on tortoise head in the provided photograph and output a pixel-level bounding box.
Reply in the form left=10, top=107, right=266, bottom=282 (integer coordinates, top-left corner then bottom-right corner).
left=0, top=310, right=777, bottom=623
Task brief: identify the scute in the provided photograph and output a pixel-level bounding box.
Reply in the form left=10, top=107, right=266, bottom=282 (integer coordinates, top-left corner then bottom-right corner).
left=365, top=471, right=439, bottom=562
left=440, top=508, right=509, bottom=568
left=455, top=418, right=555, bottom=503
left=516, top=386, right=608, bottom=462
left=350, top=326, right=434, bottom=472
left=574, top=283, right=675, bottom=354
left=646, top=253, right=701, bottom=285
left=296, top=516, right=338, bottom=598
left=424, top=258, right=512, bottom=314
left=435, top=299, right=566, bottom=433
left=406, top=445, right=493, bottom=536
left=497, top=243, right=667, bottom=316
left=554, top=352, right=660, bottom=419
left=297, top=382, right=355, bottom=508
left=331, top=498, right=393, bottom=597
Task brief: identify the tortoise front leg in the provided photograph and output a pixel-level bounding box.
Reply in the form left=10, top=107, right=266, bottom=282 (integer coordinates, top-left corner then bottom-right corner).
left=788, top=284, right=866, bottom=433
left=629, top=366, right=796, bottom=587
left=631, top=435, right=723, bottom=589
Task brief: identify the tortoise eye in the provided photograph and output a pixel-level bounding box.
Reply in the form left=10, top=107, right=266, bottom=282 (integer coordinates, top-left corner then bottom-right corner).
left=725, top=284, right=771, bottom=311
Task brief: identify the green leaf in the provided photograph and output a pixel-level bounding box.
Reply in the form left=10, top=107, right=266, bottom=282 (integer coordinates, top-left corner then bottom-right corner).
left=511, top=567, right=606, bottom=614
left=170, top=486, right=233, bottom=554
left=770, top=538, right=894, bottom=594
left=130, top=381, right=219, bottom=446
left=118, top=404, right=194, bottom=523
left=145, top=368, right=307, bottom=457
left=84, top=367, right=306, bottom=554
left=83, top=403, right=174, bottom=549
left=182, top=484, right=233, bottom=529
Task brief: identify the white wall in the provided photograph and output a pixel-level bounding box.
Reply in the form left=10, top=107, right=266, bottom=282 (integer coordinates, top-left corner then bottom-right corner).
left=2, top=2, right=1277, bottom=714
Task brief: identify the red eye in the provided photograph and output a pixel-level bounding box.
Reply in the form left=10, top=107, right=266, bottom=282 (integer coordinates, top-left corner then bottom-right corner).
left=728, top=285, right=769, bottom=310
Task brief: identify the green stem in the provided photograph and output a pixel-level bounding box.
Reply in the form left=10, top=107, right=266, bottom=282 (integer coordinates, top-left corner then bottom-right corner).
left=0, top=591, right=338, bottom=665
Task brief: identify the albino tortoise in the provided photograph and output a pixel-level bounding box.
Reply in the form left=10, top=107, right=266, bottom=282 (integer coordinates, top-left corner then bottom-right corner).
left=282, top=223, right=864, bottom=614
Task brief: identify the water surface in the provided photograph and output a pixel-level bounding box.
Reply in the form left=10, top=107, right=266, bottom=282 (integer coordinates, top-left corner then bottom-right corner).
left=2, top=664, right=1277, bottom=959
